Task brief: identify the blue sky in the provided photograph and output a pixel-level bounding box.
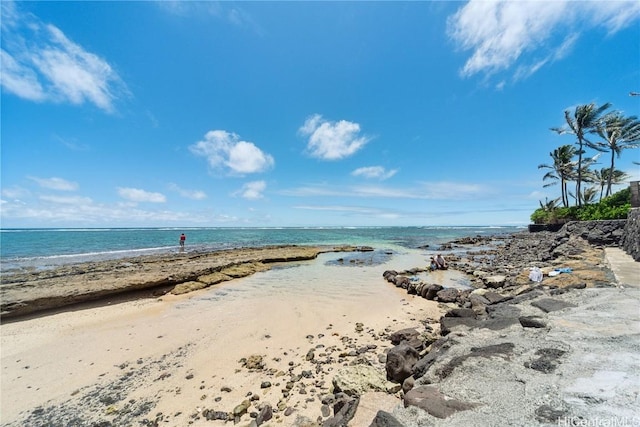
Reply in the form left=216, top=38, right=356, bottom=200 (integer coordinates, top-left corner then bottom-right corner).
left=1, top=0, right=639, bottom=228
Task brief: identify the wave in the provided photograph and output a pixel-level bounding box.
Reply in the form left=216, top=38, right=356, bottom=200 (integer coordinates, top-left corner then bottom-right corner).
left=7, top=245, right=177, bottom=263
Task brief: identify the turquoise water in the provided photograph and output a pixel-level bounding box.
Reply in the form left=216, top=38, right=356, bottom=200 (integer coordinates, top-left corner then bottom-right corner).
left=0, top=226, right=520, bottom=273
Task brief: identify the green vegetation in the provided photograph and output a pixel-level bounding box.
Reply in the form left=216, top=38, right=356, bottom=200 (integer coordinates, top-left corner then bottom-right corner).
left=531, top=188, right=631, bottom=224
left=532, top=101, right=639, bottom=224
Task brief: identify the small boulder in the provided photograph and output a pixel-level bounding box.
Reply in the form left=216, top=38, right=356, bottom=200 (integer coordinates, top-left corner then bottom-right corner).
left=389, top=328, right=420, bottom=345
left=484, top=275, right=507, bottom=288
left=445, top=308, right=476, bottom=318
left=436, top=288, right=458, bottom=303
left=394, top=276, right=411, bottom=289
left=519, top=316, right=547, bottom=329
left=368, top=410, right=405, bottom=427
left=404, top=385, right=479, bottom=418
left=332, top=365, right=390, bottom=396
left=385, top=343, right=420, bottom=383
left=425, top=284, right=443, bottom=300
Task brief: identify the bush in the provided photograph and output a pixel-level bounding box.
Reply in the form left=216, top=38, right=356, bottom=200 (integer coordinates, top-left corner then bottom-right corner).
left=530, top=188, right=631, bottom=223
left=531, top=208, right=549, bottom=224
left=576, top=203, right=630, bottom=220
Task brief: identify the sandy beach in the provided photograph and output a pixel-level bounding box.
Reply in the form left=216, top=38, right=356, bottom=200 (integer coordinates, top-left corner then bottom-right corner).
left=1, top=247, right=443, bottom=426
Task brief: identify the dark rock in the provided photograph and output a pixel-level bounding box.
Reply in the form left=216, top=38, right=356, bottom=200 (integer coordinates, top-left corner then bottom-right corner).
left=506, top=289, right=545, bottom=305
left=321, top=404, right=331, bottom=417
left=383, top=270, right=398, bottom=282
left=439, top=317, right=479, bottom=335
left=469, top=293, right=490, bottom=308
left=412, top=338, right=450, bottom=379
left=531, top=298, right=577, bottom=313
left=412, top=350, right=439, bottom=380
left=445, top=308, right=476, bottom=318
left=486, top=303, right=521, bottom=319
left=483, top=291, right=510, bottom=304
left=525, top=348, right=567, bottom=373
left=437, top=343, right=514, bottom=379
left=519, top=316, right=547, bottom=328
left=535, top=405, right=568, bottom=423
left=306, top=348, right=315, bottom=361
left=402, top=376, right=415, bottom=393
left=389, top=328, right=419, bottom=345
left=255, top=405, right=272, bottom=426
left=202, top=410, right=229, bottom=421
left=425, top=284, right=443, bottom=300
left=483, top=317, right=520, bottom=330
left=622, top=209, right=640, bottom=261
left=368, top=410, right=405, bottom=427
left=563, top=219, right=626, bottom=246
left=405, top=337, right=426, bottom=352
left=394, top=276, right=411, bottom=289
left=386, top=343, right=419, bottom=383
left=436, top=288, right=459, bottom=303
left=404, top=386, right=479, bottom=418
left=323, top=395, right=359, bottom=427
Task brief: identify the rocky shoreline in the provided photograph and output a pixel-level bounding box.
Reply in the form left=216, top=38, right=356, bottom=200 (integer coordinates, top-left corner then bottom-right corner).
left=2, top=230, right=637, bottom=427
left=332, top=229, right=636, bottom=427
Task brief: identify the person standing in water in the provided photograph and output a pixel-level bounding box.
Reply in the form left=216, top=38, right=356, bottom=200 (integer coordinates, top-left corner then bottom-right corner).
left=179, top=233, right=186, bottom=250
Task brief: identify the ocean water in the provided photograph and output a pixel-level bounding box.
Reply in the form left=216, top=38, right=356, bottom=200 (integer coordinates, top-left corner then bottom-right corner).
left=0, top=226, right=521, bottom=274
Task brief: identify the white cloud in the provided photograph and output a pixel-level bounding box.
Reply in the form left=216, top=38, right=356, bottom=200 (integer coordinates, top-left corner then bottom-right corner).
left=117, top=187, right=166, bottom=203
left=0, top=49, right=46, bottom=101
left=235, top=180, right=267, bottom=200
left=280, top=181, right=490, bottom=200
left=168, top=183, right=207, bottom=200
left=351, top=166, right=397, bottom=180
left=299, top=114, right=371, bottom=160
left=156, top=1, right=223, bottom=18
left=0, top=3, right=128, bottom=112
left=418, top=181, right=489, bottom=200
left=447, top=0, right=640, bottom=79
left=189, top=130, right=274, bottom=174
left=156, top=1, right=263, bottom=35
left=1, top=186, right=30, bottom=199
left=39, top=194, right=93, bottom=205
left=585, top=1, right=640, bottom=34
left=28, top=176, right=79, bottom=191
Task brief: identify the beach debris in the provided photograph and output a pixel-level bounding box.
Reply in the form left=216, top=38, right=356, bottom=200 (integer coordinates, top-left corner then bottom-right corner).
left=529, top=267, right=544, bottom=282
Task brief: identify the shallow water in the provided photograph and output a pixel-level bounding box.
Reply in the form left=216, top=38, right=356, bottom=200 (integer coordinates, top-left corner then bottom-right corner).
left=0, top=226, right=521, bottom=273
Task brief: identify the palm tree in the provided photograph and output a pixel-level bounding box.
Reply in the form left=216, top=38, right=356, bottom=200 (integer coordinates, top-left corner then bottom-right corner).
left=592, top=168, right=608, bottom=201
left=538, top=145, right=577, bottom=207
left=582, top=186, right=599, bottom=205
left=594, top=112, right=640, bottom=197
left=539, top=197, right=558, bottom=216
left=552, top=102, right=611, bottom=206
